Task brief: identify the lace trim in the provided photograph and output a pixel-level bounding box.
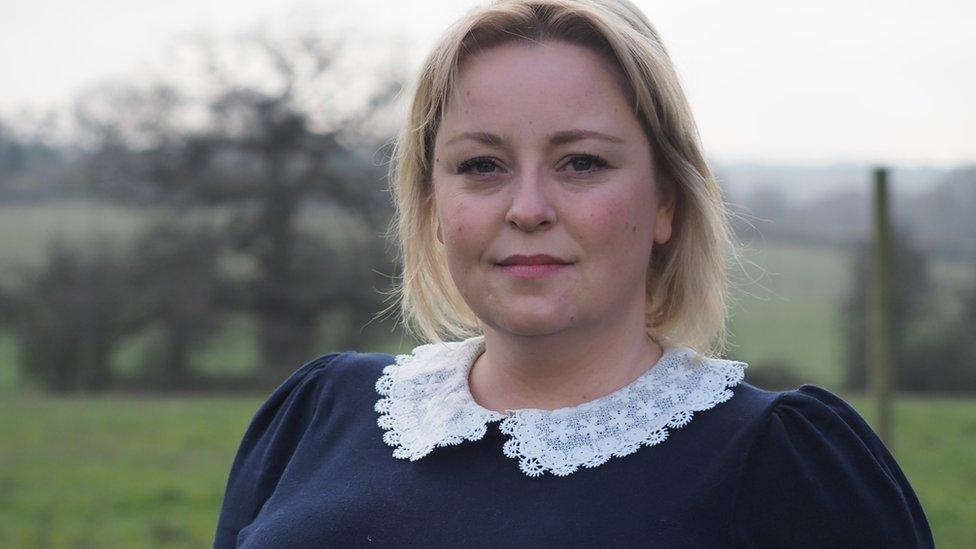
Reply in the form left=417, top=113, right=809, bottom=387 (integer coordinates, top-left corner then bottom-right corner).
left=374, top=336, right=747, bottom=477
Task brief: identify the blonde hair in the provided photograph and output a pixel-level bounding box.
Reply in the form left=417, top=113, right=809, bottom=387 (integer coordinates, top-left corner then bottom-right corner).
left=388, top=0, right=735, bottom=356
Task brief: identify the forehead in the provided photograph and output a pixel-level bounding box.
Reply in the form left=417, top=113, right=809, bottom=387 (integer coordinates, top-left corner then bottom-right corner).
left=441, top=41, right=638, bottom=137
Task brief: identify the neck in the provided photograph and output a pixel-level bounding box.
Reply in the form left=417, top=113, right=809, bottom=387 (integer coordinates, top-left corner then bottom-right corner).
left=469, top=304, right=662, bottom=412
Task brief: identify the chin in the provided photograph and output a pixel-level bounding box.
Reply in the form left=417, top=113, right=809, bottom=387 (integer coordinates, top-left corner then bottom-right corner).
left=483, top=306, right=579, bottom=338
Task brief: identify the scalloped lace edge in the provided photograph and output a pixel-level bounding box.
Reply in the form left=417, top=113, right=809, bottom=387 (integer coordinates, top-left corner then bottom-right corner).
left=374, top=337, right=747, bottom=477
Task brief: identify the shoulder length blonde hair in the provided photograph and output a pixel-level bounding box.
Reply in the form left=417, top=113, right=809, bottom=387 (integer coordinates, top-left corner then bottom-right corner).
left=388, top=0, right=736, bottom=356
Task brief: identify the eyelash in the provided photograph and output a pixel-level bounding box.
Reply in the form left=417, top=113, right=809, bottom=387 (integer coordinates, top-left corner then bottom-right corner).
left=455, top=154, right=609, bottom=176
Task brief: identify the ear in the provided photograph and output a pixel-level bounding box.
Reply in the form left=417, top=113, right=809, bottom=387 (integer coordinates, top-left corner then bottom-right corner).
left=653, top=178, right=677, bottom=245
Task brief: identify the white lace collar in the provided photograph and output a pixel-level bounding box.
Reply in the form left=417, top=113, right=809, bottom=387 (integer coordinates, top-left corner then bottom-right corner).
left=374, top=336, right=747, bottom=477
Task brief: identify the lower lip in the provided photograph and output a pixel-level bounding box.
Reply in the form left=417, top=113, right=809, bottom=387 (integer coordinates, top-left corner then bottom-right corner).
left=497, top=263, right=571, bottom=279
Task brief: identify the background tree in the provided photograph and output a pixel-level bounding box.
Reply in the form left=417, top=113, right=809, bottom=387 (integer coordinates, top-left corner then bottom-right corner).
left=128, top=221, right=226, bottom=388
left=0, top=114, right=76, bottom=202
left=897, top=274, right=976, bottom=393
left=843, top=229, right=976, bottom=393
left=4, top=238, right=148, bottom=391
left=75, top=30, right=400, bottom=378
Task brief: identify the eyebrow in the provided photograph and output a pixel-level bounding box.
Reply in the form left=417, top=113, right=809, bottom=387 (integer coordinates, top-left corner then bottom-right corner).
left=444, top=129, right=624, bottom=148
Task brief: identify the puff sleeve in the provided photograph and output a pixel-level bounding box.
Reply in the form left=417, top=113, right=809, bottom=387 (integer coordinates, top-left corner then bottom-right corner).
left=213, top=354, right=340, bottom=549
left=729, top=385, right=935, bottom=548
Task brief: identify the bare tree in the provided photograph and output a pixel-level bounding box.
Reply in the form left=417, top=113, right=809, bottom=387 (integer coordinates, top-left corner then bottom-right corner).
left=76, top=30, right=400, bottom=378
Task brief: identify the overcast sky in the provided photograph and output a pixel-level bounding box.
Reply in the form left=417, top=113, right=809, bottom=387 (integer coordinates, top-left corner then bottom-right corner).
left=2, top=0, right=973, bottom=166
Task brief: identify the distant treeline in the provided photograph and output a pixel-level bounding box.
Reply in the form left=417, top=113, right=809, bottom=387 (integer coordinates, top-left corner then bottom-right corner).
left=724, top=164, right=976, bottom=261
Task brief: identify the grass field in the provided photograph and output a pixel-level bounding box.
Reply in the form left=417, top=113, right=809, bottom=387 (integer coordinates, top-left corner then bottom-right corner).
left=1, top=392, right=973, bottom=547
left=726, top=242, right=851, bottom=386
left=847, top=393, right=976, bottom=548
left=0, top=394, right=261, bottom=547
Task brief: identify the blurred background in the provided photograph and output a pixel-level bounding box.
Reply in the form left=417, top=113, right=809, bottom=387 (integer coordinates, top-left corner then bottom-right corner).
left=0, top=0, right=973, bottom=546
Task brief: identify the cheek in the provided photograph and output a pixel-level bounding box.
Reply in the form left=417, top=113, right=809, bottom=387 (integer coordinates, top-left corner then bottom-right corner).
left=584, top=205, right=621, bottom=241
left=438, top=197, right=483, bottom=256
left=578, top=198, right=649, bottom=245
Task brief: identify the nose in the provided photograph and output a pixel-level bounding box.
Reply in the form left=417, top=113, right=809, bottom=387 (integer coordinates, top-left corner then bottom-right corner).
left=505, top=172, right=556, bottom=232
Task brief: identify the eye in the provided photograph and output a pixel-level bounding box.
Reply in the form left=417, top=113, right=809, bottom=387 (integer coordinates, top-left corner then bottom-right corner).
left=562, top=154, right=609, bottom=173
left=456, top=157, right=501, bottom=175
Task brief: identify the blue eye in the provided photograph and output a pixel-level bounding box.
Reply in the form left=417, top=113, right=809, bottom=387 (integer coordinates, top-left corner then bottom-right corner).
left=457, top=157, right=499, bottom=174
left=566, top=155, right=608, bottom=172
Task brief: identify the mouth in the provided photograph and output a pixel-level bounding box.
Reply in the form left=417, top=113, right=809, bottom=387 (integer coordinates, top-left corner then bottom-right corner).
left=495, top=254, right=573, bottom=279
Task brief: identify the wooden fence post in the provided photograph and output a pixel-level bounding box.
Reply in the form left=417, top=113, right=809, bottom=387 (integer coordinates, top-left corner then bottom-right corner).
left=869, top=167, right=893, bottom=443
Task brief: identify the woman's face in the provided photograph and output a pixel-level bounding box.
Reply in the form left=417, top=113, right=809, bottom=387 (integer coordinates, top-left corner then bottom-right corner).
left=431, top=40, right=674, bottom=338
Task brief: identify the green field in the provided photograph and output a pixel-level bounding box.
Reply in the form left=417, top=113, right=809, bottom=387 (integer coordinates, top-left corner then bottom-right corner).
left=0, top=392, right=972, bottom=547
left=0, top=394, right=260, bottom=547
left=727, top=242, right=851, bottom=386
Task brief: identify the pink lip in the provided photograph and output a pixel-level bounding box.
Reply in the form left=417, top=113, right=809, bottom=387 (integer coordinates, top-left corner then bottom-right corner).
left=496, top=254, right=572, bottom=279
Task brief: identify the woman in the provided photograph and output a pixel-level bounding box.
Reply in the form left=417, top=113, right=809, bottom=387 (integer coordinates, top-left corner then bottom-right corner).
left=214, top=1, right=935, bottom=547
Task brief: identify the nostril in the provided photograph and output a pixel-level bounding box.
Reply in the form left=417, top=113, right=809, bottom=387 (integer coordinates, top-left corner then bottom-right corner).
left=507, top=209, right=556, bottom=232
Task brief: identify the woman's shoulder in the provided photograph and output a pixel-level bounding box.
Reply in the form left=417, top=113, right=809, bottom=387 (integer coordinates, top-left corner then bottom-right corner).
left=731, top=382, right=912, bottom=480
left=231, top=350, right=395, bottom=464
left=726, top=382, right=934, bottom=547
left=214, top=349, right=395, bottom=545
left=756, top=383, right=869, bottom=426
left=710, top=380, right=883, bottom=444
left=727, top=381, right=879, bottom=439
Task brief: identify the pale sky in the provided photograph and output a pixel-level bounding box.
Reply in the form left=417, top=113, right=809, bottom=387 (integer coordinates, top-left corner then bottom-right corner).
left=2, top=0, right=974, bottom=166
